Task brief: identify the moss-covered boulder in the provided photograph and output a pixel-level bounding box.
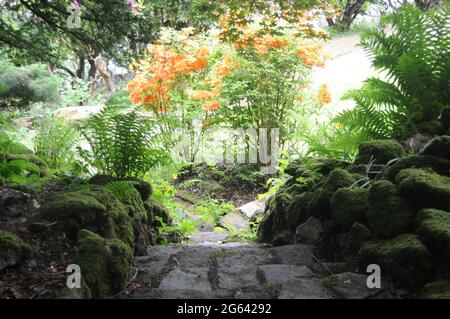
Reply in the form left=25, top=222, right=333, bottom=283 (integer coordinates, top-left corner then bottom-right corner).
left=384, top=154, right=450, bottom=181
left=308, top=169, right=356, bottom=221
left=359, top=234, right=434, bottom=289
left=89, top=174, right=152, bottom=201
left=355, top=139, right=405, bottom=165
left=421, top=135, right=450, bottom=160
left=416, top=120, right=445, bottom=136
left=416, top=208, right=450, bottom=274
left=0, top=230, right=32, bottom=270
left=257, top=191, right=293, bottom=243
left=284, top=157, right=348, bottom=178
left=338, top=222, right=371, bottom=259
left=331, top=188, right=369, bottom=233
left=319, top=220, right=339, bottom=261
left=145, top=197, right=171, bottom=226
left=367, top=180, right=415, bottom=239
left=420, top=280, right=450, bottom=299
left=396, top=168, right=450, bottom=212
left=75, top=229, right=132, bottom=298
left=286, top=192, right=313, bottom=230
left=40, top=185, right=134, bottom=247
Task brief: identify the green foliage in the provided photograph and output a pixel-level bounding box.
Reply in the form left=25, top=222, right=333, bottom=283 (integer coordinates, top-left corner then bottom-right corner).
left=34, top=117, right=80, bottom=173
left=0, top=60, right=60, bottom=107
left=336, top=5, right=450, bottom=139
left=194, top=199, right=235, bottom=225
left=0, top=159, right=42, bottom=186
left=79, top=106, right=169, bottom=178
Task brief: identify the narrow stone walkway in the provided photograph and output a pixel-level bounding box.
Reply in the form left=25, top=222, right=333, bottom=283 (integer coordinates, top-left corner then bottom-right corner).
left=128, top=242, right=390, bottom=299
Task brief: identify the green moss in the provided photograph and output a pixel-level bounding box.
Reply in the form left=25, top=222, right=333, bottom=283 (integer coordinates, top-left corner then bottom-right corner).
left=284, top=157, right=348, bottom=178
left=359, top=234, right=434, bottom=290
left=320, top=274, right=340, bottom=288
left=41, top=185, right=134, bottom=247
left=421, top=135, right=450, bottom=160
left=355, top=139, right=405, bottom=165
left=286, top=192, right=313, bottom=230
left=416, top=208, right=450, bottom=274
left=145, top=197, right=171, bottom=225
left=384, top=154, right=450, bottom=181
left=416, top=120, right=445, bottom=136
left=89, top=174, right=152, bottom=201
left=308, top=169, right=356, bottom=221
left=396, top=168, right=450, bottom=211
left=421, top=280, right=450, bottom=299
left=0, top=230, right=32, bottom=262
left=367, top=180, right=414, bottom=239
left=75, top=229, right=132, bottom=298
left=331, top=188, right=369, bottom=232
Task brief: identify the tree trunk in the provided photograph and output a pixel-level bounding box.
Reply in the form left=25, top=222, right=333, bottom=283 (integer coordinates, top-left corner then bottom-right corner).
left=414, top=0, right=440, bottom=10
left=76, top=55, right=85, bottom=80
left=339, top=0, right=367, bottom=31
left=326, top=17, right=336, bottom=26
left=94, top=56, right=115, bottom=93
left=87, top=57, right=97, bottom=98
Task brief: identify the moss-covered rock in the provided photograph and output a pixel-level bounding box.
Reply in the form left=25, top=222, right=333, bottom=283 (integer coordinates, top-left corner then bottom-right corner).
left=40, top=185, right=134, bottom=247
left=338, top=222, right=371, bottom=259
left=416, top=120, right=445, bottom=136
left=319, top=219, right=339, bottom=261
left=331, top=188, right=369, bottom=233
left=284, top=157, right=348, bottom=178
left=420, top=280, right=450, bottom=299
left=355, top=139, right=405, bottom=165
left=145, top=197, right=171, bottom=226
left=416, top=208, right=450, bottom=274
left=75, top=229, right=132, bottom=298
left=0, top=230, right=32, bottom=270
left=384, top=154, right=450, bottom=181
left=421, top=135, right=450, bottom=160
left=396, top=168, right=450, bottom=211
left=441, top=108, right=450, bottom=130
left=367, top=180, right=415, bottom=239
left=308, top=169, right=356, bottom=221
left=89, top=174, right=152, bottom=201
left=286, top=191, right=313, bottom=230
left=359, top=234, right=434, bottom=289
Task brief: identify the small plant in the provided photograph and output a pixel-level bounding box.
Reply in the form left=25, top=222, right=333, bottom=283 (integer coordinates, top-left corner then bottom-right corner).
left=34, top=117, right=80, bottom=173
left=0, top=159, right=42, bottom=186
left=79, top=106, right=169, bottom=178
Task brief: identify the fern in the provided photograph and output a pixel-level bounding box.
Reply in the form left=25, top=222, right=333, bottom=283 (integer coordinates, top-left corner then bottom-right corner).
left=337, top=5, right=450, bottom=139
left=79, top=105, right=170, bottom=178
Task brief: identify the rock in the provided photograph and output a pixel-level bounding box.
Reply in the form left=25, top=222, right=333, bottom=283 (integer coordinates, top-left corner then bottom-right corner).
left=284, top=157, right=348, bottom=178
left=188, top=231, right=229, bottom=244
left=421, top=135, right=450, bottom=160
left=295, top=217, right=323, bottom=245
left=320, top=272, right=389, bottom=299
left=384, top=154, right=450, bottom=181
left=159, top=268, right=211, bottom=292
left=217, top=265, right=260, bottom=290
left=338, top=222, right=371, bottom=258
left=396, top=168, right=450, bottom=211
left=355, top=139, right=405, bottom=165
left=441, top=108, right=450, bottom=130
left=286, top=192, right=313, bottom=230
left=268, top=244, right=315, bottom=267
left=331, top=187, right=369, bottom=232
left=219, top=211, right=249, bottom=232
left=0, top=230, right=32, bottom=271
left=402, top=133, right=433, bottom=153
left=319, top=220, right=339, bottom=261
left=75, top=229, right=133, bottom=298
left=272, top=230, right=295, bottom=246
left=311, top=262, right=351, bottom=275
left=367, top=180, right=414, bottom=239
left=0, top=188, right=39, bottom=218
left=129, top=288, right=233, bottom=299
left=146, top=197, right=172, bottom=225
left=53, top=105, right=103, bottom=122
left=40, top=185, right=135, bottom=247
left=359, top=234, right=433, bottom=289
left=238, top=200, right=265, bottom=219
left=416, top=208, right=450, bottom=274
left=416, top=120, right=445, bottom=136
left=258, top=264, right=314, bottom=284
left=308, top=169, right=356, bottom=221
left=279, top=279, right=334, bottom=299
left=420, top=280, right=450, bottom=299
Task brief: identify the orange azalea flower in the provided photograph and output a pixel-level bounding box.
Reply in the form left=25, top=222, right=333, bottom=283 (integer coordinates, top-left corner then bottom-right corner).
left=189, top=89, right=220, bottom=101
left=318, top=84, right=332, bottom=104
left=203, top=100, right=221, bottom=111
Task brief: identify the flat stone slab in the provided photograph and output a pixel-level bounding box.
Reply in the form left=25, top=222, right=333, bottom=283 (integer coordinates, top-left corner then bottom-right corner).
left=129, top=288, right=234, bottom=299
left=159, top=268, right=211, bottom=292
left=268, top=244, right=315, bottom=267
left=188, top=232, right=229, bottom=244
left=217, top=265, right=260, bottom=290
left=321, top=272, right=390, bottom=299
left=238, top=200, right=265, bottom=219
left=278, top=279, right=334, bottom=299
left=258, top=264, right=314, bottom=284
left=219, top=211, right=249, bottom=232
